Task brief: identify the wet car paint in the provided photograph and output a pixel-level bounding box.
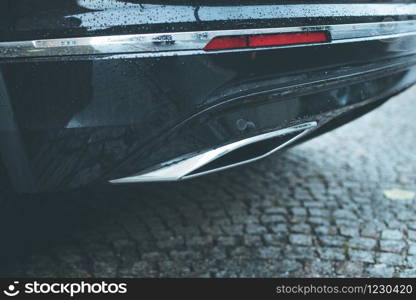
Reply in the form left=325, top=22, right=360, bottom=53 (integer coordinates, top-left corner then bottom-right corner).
left=1, top=1, right=416, bottom=41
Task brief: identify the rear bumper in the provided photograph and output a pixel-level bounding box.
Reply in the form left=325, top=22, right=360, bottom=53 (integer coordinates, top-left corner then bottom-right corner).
left=1, top=3, right=416, bottom=193
left=1, top=20, right=416, bottom=59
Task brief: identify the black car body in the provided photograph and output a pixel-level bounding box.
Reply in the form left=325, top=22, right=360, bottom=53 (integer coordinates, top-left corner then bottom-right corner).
left=1, top=0, right=416, bottom=194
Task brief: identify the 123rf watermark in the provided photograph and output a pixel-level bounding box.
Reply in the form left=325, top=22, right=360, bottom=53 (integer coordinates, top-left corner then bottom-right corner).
left=2, top=281, right=127, bottom=297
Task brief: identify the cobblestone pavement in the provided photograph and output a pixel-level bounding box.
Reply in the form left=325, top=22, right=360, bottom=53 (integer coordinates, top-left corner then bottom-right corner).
left=1, top=86, right=416, bottom=278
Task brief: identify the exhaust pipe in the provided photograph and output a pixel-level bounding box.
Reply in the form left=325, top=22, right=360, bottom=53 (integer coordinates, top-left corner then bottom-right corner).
left=110, top=121, right=317, bottom=183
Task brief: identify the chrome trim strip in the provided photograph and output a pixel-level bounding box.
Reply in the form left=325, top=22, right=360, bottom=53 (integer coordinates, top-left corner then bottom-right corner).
left=1, top=20, right=416, bottom=59
left=110, top=122, right=317, bottom=184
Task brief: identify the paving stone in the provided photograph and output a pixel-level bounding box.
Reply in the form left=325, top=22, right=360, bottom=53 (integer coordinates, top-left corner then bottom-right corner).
left=263, top=233, right=286, bottom=246
left=291, top=208, right=307, bottom=216
left=259, top=247, right=281, bottom=259
left=305, top=260, right=334, bottom=277
left=407, top=256, right=416, bottom=268
left=264, top=207, right=287, bottom=215
left=245, top=224, right=267, bottom=235
left=318, top=247, right=346, bottom=261
left=349, top=250, right=375, bottom=263
left=319, top=236, right=346, bottom=247
left=360, top=225, right=379, bottom=239
left=408, top=230, right=416, bottom=241
left=336, top=262, right=364, bottom=276
left=222, top=225, right=244, bottom=236
left=377, top=253, right=404, bottom=266
left=339, top=227, right=359, bottom=238
left=308, top=208, right=330, bottom=217
left=381, top=229, right=403, bottom=240
left=366, top=264, right=394, bottom=277
left=186, top=236, right=213, bottom=248
left=397, top=269, right=416, bottom=278
left=304, top=201, right=324, bottom=208
left=270, top=224, right=288, bottom=233
left=408, top=223, right=416, bottom=231
left=289, top=234, right=313, bottom=246
left=315, top=225, right=337, bottom=235
left=408, top=244, right=416, bottom=255
left=348, top=237, right=377, bottom=250
left=217, top=236, right=237, bottom=247
left=333, top=209, right=357, bottom=220
left=291, top=224, right=312, bottom=234
left=308, top=217, right=330, bottom=226
left=260, top=215, right=286, bottom=224
left=243, top=235, right=263, bottom=247
left=283, top=246, right=316, bottom=260
left=380, top=240, right=406, bottom=253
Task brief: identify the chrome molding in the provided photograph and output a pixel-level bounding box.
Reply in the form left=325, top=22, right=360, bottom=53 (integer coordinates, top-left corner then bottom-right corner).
left=110, top=122, right=317, bottom=184
left=1, top=20, right=416, bottom=59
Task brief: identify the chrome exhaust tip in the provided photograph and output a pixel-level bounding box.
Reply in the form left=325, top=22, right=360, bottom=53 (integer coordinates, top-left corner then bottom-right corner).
left=110, top=121, right=317, bottom=184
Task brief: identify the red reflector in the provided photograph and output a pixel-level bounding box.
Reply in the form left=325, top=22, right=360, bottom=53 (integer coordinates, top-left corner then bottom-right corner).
left=203, top=32, right=328, bottom=51
left=248, top=32, right=328, bottom=48
left=203, top=36, right=248, bottom=51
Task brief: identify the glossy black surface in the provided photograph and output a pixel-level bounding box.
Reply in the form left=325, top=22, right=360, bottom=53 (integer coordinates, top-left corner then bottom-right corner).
left=1, top=1, right=416, bottom=193
left=1, top=1, right=415, bottom=41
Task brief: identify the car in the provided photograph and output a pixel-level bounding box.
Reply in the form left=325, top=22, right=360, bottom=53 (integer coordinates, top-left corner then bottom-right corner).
left=1, top=0, right=416, bottom=203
